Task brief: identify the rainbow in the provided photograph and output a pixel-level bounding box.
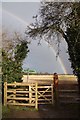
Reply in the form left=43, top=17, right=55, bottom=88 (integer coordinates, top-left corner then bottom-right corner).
left=3, top=9, right=67, bottom=74
left=3, top=9, right=28, bottom=27
left=50, top=48, right=67, bottom=74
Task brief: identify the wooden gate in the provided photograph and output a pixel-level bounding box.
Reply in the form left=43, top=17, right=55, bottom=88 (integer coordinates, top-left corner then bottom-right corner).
left=37, top=84, right=53, bottom=104
left=4, top=82, right=38, bottom=109
left=4, top=82, right=53, bottom=109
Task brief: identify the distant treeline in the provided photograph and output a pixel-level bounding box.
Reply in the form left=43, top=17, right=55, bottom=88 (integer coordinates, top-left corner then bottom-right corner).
left=22, top=72, right=74, bottom=75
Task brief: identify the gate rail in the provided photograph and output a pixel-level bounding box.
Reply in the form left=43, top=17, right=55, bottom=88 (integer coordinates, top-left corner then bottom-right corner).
left=4, top=82, right=53, bottom=109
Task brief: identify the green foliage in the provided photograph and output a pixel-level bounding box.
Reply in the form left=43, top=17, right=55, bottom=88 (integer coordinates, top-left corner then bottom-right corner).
left=26, top=2, right=80, bottom=88
left=66, top=23, right=80, bottom=86
left=2, top=52, right=22, bottom=82
left=2, top=34, right=29, bottom=83
left=15, top=41, right=29, bottom=62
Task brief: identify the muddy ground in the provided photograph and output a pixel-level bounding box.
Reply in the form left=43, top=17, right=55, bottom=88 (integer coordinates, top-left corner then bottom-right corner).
left=2, top=103, right=80, bottom=119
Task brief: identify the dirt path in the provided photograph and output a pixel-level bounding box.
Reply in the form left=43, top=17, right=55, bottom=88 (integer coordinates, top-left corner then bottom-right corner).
left=2, top=103, right=80, bottom=119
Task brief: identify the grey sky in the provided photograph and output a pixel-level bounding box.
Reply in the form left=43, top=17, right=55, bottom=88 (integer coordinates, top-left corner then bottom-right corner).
left=2, top=2, right=73, bottom=74
left=1, top=0, right=38, bottom=1
left=3, top=2, right=40, bottom=24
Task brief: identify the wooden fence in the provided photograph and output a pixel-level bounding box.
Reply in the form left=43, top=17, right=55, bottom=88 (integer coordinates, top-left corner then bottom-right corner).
left=4, top=81, right=53, bottom=109
left=4, top=74, right=77, bottom=109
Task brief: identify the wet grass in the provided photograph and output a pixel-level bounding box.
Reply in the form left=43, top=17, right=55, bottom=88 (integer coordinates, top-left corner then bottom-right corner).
left=2, top=105, right=11, bottom=118
left=2, top=105, right=37, bottom=118
left=13, top=106, right=37, bottom=111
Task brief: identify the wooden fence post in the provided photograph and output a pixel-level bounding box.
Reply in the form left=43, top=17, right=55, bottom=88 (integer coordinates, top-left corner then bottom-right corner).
left=13, top=89, right=16, bottom=104
left=51, top=84, right=54, bottom=104
left=14, top=81, right=16, bottom=88
left=35, top=82, right=38, bottom=110
left=13, top=81, right=16, bottom=104
left=29, top=85, right=32, bottom=104
left=4, top=82, right=7, bottom=106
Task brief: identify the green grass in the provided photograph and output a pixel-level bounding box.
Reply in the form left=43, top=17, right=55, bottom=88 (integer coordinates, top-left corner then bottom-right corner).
left=13, top=106, right=37, bottom=111
left=2, top=105, right=37, bottom=118
left=2, top=105, right=37, bottom=115
left=2, top=105, right=11, bottom=118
